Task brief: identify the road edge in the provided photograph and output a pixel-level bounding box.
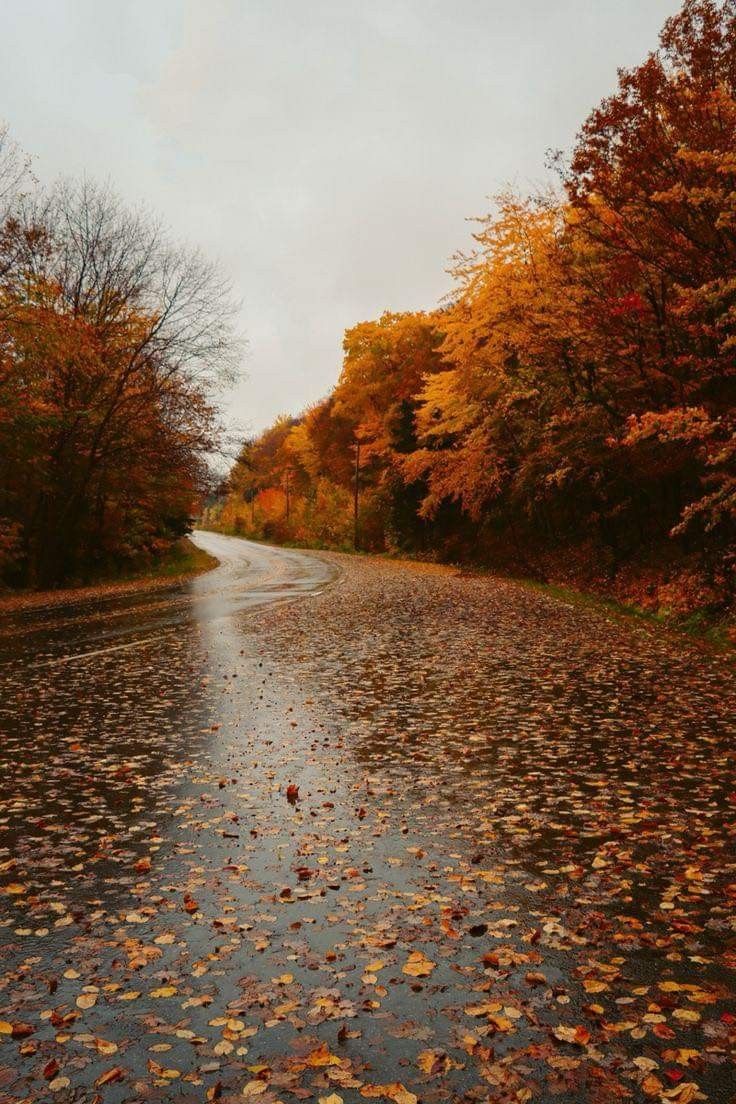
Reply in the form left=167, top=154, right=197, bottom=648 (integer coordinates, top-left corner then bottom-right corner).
left=0, top=537, right=220, bottom=617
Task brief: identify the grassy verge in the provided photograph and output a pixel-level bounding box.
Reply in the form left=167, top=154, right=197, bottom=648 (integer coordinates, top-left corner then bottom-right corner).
left=100, top=536, right=219, bottom=584
left=518, top=577, right=734, bottom=652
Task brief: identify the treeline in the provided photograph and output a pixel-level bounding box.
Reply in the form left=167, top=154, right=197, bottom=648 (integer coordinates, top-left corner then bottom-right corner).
left=211, top=0, right=736, bottom=614
left=0, top=130, right=237, bottom=587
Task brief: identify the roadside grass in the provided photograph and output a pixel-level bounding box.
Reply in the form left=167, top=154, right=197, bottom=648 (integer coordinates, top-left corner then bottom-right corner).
left=517, top=577, right=734, bottom=653
left=102, top=536, right=219, bottom=584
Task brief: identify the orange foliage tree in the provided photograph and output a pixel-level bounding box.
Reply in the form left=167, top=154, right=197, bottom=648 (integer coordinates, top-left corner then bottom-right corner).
left=213, top=0, right=735, bottom=611
left=0, top=175, right=237, bottom=585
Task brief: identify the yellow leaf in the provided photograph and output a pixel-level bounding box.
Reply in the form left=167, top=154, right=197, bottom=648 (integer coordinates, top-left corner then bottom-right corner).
left=663, top=1085, right=702, bottom=1104
left=553, top=1025, right=590, bottom=1046
left=583, top=980, right=608, bottom=993
left=304, top=1042, right=342, bottom=1067
left=464, top=1001, right=502, bottom=1017
left=417, top=1049, right=445, bottom=1073
left=642, top=1074, right=664, bottom=1097
left=360, top=1085, right=418, bottom=1104
left=401, top=951, right=436, bottom=978
left=488, top=1013, right=515, bottom=1032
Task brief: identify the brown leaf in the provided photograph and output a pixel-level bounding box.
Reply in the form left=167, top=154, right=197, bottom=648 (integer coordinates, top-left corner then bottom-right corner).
left=95, top=1066, right=125, bottom=1088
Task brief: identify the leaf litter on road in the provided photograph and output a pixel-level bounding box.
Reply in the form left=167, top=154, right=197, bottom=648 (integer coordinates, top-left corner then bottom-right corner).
left=0, top=551, right=733, bottom=1102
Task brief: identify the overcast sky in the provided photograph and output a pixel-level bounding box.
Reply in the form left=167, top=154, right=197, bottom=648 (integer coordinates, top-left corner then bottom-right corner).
left=1, top=0, right=679, bottom=438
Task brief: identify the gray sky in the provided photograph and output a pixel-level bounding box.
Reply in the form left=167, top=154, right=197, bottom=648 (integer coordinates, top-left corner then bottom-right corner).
left=1, top=0, right=679, bottom=438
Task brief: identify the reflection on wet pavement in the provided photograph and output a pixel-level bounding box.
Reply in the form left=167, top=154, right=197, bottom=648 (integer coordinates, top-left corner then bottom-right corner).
left=0, top=533, right=733, bottom=1103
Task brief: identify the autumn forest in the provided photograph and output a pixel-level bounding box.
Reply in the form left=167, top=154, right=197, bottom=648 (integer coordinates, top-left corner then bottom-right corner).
left=208, top=0, right=736, bottom=621
left=0, top=139, right=237, bottom=587
left=1, top=3, right=736, bottom=1102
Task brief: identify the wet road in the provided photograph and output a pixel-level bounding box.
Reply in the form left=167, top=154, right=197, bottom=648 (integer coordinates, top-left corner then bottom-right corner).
left=0, top=533, right=734, bottom=1104
left=0, top=532, right=337, bottom=667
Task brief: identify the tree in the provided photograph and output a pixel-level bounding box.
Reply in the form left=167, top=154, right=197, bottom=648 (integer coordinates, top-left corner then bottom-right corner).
left=564, top=0, right=736, bottom=585
left=0, top=171, right=239, bottom=584
left=215, top=0, right=736, bottom=612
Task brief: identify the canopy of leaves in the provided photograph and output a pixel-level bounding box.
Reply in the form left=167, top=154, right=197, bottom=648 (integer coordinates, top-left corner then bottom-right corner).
left=212, top=0, right=735, bottom=612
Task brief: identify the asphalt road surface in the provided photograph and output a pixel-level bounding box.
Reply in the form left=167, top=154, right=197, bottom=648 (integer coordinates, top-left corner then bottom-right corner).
left=0, top=533, right=734, bottom=1104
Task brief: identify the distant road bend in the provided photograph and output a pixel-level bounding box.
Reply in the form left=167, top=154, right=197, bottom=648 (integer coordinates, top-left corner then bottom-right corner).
left=0, top=530, right=337, bottom=666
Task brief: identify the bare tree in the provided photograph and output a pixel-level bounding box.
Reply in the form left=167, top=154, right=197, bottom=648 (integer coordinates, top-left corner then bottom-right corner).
left=0, top=124, right=31, bottom=213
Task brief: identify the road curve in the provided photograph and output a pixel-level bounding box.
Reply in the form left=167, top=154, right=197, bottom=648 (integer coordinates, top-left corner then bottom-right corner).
left=188, top=529, right=338, bottom=612
left=0, top=530, right=337, bottom=666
